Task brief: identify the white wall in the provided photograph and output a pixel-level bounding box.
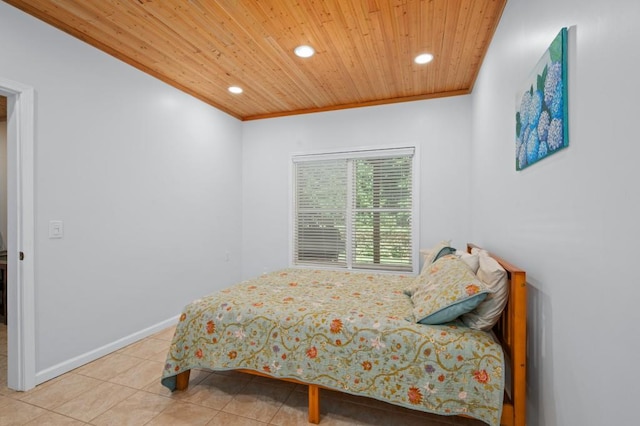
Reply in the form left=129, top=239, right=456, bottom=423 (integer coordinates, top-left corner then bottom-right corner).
left=0, top=2, right=243, bottom=380
left=470, top=0, right=640, bottom=425
left=242, top=97, right=473, bottom=279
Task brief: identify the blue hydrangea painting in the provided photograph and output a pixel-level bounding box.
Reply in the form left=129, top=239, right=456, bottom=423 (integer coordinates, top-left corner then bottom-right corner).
left=516, top=28, right=568, bottom=170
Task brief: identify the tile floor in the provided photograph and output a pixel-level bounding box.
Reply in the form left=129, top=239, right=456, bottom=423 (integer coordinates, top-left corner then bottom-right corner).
left=0, top=324, right=485, bottom=425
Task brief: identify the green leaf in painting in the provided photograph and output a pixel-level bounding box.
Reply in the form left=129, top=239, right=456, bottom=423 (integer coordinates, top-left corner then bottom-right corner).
left=537, top=73, right=544, bottom=93
left=516, top=112, right=521, bottom=136
left=538, top=64, right=548, bottom=93
left=549, top=29, right=565, bottom=63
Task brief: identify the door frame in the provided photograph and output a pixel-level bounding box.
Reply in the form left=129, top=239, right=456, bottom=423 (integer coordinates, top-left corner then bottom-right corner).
left=0, top=76, right=35, bottom=391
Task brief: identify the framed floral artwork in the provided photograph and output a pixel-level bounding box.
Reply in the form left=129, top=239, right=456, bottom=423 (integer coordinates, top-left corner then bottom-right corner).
left=516, top=27, right=568, bottom=170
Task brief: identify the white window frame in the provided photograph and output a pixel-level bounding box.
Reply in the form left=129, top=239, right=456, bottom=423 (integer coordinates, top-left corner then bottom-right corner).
left=289, top=145, right=420, bottom=274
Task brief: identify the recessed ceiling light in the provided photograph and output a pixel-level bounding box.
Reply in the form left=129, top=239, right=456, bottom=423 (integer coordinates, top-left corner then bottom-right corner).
left=414, top=53, right=434, bottom=64
left=294, top=45, right=315, bottom=58
left=228, top=86, right=243, bottom=94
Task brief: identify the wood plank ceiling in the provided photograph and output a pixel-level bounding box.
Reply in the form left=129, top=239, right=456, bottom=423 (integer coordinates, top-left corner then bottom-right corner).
left=3, top=0, right=506, bottom=121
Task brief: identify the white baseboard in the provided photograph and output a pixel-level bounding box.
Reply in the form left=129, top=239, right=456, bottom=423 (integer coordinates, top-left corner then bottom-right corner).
left=34, top=315, right=179, bottom=385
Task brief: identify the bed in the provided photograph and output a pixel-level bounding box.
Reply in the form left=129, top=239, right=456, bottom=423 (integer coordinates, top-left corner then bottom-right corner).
left=161, top=243, right=526, bottom=426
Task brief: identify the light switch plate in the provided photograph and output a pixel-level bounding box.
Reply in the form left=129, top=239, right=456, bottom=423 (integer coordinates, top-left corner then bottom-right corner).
left=49, top=220, right=64, bottom=239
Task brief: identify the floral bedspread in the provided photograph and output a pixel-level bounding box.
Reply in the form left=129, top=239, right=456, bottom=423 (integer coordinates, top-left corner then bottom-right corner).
left=161, top=269, right=504, bottom=425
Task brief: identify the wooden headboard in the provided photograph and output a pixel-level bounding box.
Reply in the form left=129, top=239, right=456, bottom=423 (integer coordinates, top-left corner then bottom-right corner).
left=468, top=244, right=527, bottom=426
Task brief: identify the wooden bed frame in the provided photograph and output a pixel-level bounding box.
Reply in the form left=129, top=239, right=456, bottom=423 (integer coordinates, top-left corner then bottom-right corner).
left=174, top=243, right=527, bottom=426
left=468, top=244, right=527, bottom=426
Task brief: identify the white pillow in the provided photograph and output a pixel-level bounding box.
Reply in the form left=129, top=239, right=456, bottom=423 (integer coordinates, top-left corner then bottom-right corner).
left=462, top=249, right=508, bottom=331
left=455, top=249, right=480, bottom=274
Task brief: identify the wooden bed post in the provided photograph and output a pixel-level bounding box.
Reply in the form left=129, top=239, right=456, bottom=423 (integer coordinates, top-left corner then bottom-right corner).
left=468, top=244, right=527, bottom=426
left=510, top=268, right=527, bottom=426
left=308, top=384, right=320, bottom=423
left=175, top=370, right=191, bottom=390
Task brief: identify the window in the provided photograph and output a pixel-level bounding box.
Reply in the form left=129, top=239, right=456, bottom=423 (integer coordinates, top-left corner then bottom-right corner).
left=292, top=147, right=417, bottom=272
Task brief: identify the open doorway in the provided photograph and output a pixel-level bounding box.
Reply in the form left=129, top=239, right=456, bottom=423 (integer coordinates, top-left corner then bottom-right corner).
left=0, top=77, right=35, bottom=392
left=0, top=96, right=6, bottom=384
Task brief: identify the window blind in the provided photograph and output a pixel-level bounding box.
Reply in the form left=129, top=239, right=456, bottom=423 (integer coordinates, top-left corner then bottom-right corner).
left=294, top=159, right=347, bottom=266
left=293, top=148, right=415, bottom=272
left=352, top=155, right=413, bottom=270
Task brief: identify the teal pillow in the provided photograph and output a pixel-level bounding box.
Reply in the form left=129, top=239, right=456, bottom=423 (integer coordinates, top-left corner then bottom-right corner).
left=433, top=246, right=457, bottom=262
left=417, top=293, right=488, bottom=324
left=411, top=255, right=493, bottom=325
